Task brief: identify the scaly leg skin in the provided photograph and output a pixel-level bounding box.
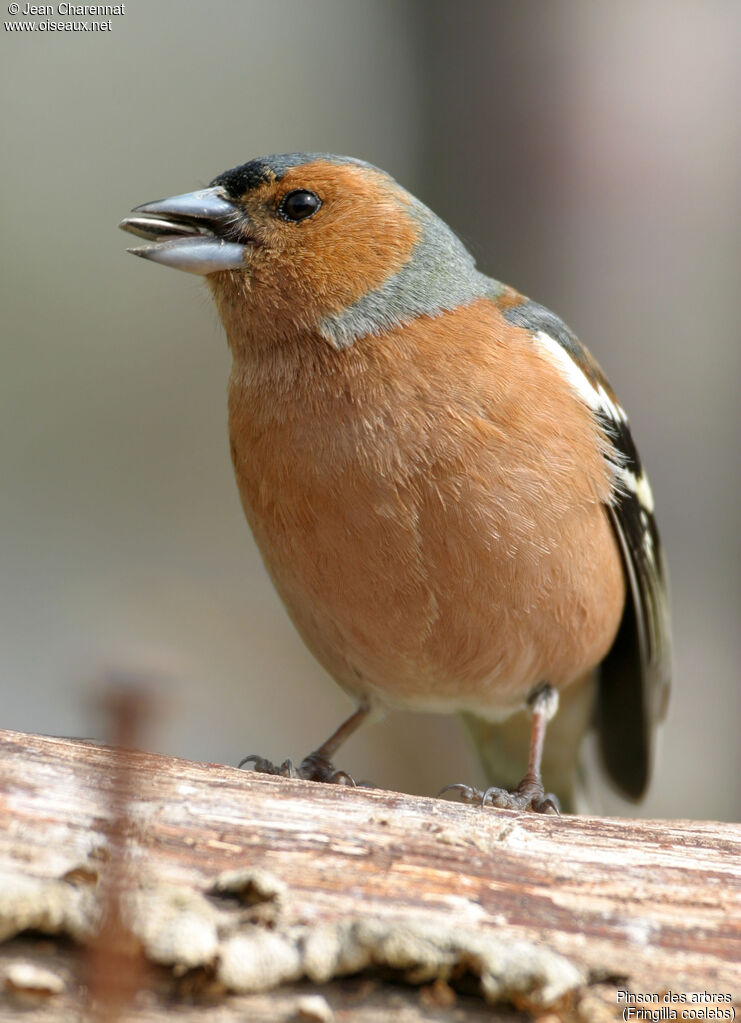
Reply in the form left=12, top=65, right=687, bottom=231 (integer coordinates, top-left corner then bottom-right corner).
left=239, top=703, right=370, bottom=786
left=440, top=684, right=562, bottom=815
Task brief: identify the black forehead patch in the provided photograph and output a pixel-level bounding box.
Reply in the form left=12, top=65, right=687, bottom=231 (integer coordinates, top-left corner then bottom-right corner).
left=211, top=159, right=275, bottom=196
left=210, top=152, right=384, bottom=198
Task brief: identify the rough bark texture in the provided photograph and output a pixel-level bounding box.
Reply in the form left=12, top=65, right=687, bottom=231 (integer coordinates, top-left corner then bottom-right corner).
left=0, top=729, right=738, bottom=1022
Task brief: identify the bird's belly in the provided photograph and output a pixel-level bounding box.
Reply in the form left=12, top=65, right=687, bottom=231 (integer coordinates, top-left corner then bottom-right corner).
left=236, top=460, right=625, bottom=718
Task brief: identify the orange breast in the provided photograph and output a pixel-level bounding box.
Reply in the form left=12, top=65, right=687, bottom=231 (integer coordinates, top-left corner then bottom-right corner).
left=226, top=297, right=625, bottom=718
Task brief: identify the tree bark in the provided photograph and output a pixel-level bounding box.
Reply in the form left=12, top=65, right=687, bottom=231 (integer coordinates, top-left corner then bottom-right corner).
left=0, top=729, right=738, bottom=1022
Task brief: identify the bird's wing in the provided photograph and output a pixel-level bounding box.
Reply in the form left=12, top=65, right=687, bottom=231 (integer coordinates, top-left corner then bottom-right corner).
left=503, top=298, right=671, bottom=799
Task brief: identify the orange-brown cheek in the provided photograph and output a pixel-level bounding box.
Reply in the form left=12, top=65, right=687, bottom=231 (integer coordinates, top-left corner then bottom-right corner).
left=288, top=204, right=418, bottom=314
left=248, top=163, right=421, bottom=320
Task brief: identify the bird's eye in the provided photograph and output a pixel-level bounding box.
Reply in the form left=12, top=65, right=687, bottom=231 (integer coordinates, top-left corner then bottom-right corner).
left=278, top=189, right=322, bottom=222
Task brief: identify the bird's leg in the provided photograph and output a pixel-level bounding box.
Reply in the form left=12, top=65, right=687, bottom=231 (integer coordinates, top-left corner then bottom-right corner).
left=239, top=703, right=370, bottom=785
left=440, top=684, right=561, bottom=814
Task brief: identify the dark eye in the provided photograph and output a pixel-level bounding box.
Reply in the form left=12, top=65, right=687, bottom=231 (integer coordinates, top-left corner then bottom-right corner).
left=278, top=189, right=321, bottom=222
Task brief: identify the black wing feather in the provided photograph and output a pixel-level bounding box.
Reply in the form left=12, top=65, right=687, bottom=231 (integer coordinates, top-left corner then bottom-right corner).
left=596, top=407, right=671, bottom=797
left=504, top=299, right=671, bottom=798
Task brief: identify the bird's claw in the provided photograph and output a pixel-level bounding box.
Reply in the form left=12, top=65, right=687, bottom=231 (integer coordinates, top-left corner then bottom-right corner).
left=481, top=781, right=560, bottom=815
left=438, top=782, right=481, bottom=803
left=238, top=754, right=297, bottom=777
left=439, top=778, right=560, bottom=815
left=297, top=751, right=357, bottom=785
left=238, top=751, right=357, bottom=786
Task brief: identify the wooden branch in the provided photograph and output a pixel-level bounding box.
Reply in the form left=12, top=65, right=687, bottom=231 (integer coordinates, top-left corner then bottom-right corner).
left=0, top=729, right=739, bottom=1022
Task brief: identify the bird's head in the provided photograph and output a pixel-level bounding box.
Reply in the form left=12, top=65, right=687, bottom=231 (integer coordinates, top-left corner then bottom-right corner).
left=120, top=153, right=490, bottom=350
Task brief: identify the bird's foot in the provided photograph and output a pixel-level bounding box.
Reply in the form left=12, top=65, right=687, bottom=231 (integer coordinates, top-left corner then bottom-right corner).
left=238, top=751, right=356, bottom=786
left=440, top=774, right=560, bottom=815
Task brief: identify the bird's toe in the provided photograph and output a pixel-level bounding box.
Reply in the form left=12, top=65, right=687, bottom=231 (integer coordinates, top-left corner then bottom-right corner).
left=440, top=778, right=560, bottom=815
left=297, top=752, right=357, bottom=785
left=238, top=754, right=297, bottom=777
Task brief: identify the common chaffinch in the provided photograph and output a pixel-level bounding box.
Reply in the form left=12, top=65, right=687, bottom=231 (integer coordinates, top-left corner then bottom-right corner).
left=120, top=153, right=671, bottom=814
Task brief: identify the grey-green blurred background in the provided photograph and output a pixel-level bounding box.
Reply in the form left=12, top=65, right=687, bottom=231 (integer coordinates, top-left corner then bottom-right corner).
left=1, top=1, right=739, bottom=820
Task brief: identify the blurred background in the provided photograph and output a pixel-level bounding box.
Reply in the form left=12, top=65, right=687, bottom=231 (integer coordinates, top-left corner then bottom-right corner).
left=1, top=0, right=738, bottom=821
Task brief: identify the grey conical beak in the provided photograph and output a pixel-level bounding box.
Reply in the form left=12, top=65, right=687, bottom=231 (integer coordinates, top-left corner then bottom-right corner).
left=119, top=187, right=247, bottom=275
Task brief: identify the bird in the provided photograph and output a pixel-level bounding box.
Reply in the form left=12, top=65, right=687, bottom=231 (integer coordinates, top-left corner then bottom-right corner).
left=119, top=152, right=671, bottom=813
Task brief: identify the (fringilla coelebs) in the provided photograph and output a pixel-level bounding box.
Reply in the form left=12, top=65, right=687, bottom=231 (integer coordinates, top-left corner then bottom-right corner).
left=120, top=153, right=671, bottom=813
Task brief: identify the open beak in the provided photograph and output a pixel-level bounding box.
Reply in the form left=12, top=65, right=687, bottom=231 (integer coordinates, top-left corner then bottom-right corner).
left=119, top=187, right=247, bottom=275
